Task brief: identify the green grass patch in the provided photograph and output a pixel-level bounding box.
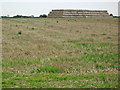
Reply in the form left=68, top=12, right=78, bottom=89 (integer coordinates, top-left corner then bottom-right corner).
left=2, top=71, right=118, bottom=88
left=79, top=52, right=118, bottom=63
left=36, top=66, right=59, bottom=73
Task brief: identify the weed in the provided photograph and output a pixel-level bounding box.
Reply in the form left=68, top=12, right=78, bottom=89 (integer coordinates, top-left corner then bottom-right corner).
left=107, top=37, right=112, bottom=39
left=56, top=21, right=59, bottom=23
left=91, top=34, right=97, bottom=36
left=76, top=30, right=79, bottom=32
left=37, top=66, right=58, bottom=73
left=82, top=43, right=88, bottom=47
left=96, top=64, right=105, bottom=70
left=12, top=37, right=15, bottom=39
left=32, top=27, right=34, bottom=30
left=31, top=70, right=35, bottom=73
left=18, top=31, right=22, bottom=35
left=101, top=33, right=106, bottom=35
left=109, top=64, right=118, bottom=69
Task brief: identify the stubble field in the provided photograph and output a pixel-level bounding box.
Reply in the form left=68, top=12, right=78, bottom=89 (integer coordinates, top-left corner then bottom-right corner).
left=2, top=17, right=119, bottom=88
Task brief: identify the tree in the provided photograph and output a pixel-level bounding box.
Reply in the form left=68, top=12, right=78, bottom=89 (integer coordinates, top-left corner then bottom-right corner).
left=110, top=14, right=113, bottom=17
left=13, top=15, right=22, bottom=18
left=39, top=14, right=47, bottom=18
left=42, top=14, right=47, bottom=18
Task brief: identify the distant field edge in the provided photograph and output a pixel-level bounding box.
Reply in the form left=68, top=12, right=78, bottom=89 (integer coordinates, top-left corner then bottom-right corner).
left=1, top=88, right=119, bottom=90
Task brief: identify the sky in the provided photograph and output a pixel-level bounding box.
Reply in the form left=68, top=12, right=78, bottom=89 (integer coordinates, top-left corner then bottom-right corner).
left=0, top=0, right=119, bottom=17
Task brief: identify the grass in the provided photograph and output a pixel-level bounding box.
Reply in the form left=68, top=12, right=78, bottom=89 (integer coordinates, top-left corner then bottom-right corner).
left=2, top=17, right=118, bottom=88
left=2, top=71, right=118, bottom=88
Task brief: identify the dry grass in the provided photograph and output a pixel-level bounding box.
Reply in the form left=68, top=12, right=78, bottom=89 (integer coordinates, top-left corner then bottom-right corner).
left=2, top=17, right=118, bottom=88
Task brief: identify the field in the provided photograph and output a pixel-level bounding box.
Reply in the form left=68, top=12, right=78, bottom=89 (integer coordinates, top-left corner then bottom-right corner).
left=2, top=17, right=119, bottom=88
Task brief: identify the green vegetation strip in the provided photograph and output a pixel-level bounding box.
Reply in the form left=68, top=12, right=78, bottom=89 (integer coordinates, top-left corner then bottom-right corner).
left=2, top=72, right=118, bottom=88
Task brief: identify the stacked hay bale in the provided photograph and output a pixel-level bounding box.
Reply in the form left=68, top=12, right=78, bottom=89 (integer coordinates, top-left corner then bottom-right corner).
left=48, top=9, right=110, bottom=18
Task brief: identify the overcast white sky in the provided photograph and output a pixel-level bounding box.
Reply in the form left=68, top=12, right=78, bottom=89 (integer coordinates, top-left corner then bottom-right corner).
left=0, top=0, right=119, bottom=2
left=0, top=0, right=119, bottom=16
